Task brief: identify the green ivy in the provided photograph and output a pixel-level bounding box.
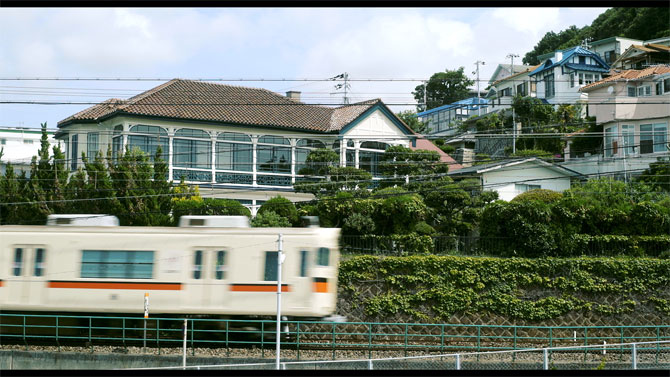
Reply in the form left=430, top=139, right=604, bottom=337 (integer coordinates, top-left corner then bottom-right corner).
left=339, top=255, right=670, bottom=322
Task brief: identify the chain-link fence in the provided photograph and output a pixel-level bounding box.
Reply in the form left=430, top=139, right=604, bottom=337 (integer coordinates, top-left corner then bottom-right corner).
left=124, top=340, right=669, bottom=370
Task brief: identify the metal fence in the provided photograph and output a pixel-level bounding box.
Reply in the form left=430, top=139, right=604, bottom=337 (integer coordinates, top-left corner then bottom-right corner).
left=340, top=235, right=670, bottom=257
left=123, top=341, right=670, bottom=370
left=2, top=313, right=669, bottom=360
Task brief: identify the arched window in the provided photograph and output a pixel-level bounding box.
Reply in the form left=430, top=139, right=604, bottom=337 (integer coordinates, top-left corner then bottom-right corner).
left=173, top=128, right=212, bottom=169
left=216, top=132, right=252, bottom=172
left=257, top=135, right=291, bottom=173
left=128, top=125, right=168, bottom=160
left=295, top=139, right=326, bottom=173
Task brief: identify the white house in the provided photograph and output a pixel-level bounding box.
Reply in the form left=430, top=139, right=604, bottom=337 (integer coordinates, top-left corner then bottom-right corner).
left=0, top=127, right=62, bottom=176
left=610, top=37, right=670, bottom=70
left=448, top=157, right=581, bottom=201
left=487, top=64, right=540, bottom=112
left=56, top=79, right=418, bottom=213
left=529, top=46, right=610, bottom=110
left=561, top=65, right=670, bottom=180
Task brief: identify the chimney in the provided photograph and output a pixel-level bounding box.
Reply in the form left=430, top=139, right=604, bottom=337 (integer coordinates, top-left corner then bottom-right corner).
left=286, top=91, right=301, bottom=102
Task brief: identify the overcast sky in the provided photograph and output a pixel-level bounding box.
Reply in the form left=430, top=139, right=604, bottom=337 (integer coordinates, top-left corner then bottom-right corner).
left=0, top=7, right=607, bottom=130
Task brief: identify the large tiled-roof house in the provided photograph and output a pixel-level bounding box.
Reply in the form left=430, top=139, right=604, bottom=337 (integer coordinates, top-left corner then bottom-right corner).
left=56, top=79, right=419, bottom=212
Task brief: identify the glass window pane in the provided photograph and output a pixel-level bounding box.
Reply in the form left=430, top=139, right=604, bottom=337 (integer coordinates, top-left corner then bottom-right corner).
left=300, top=250, right=308, bottom=277
left=317, top=248, right=330, bottom=266
left=13, top=248, right=23, bottom=276
left=264, top=251, right=278, bottom=281
left=216, top=250, right=226, bottom=280
left=194, top=250, right=203, bottom=279
left=34, top=248, right=45, bottom=277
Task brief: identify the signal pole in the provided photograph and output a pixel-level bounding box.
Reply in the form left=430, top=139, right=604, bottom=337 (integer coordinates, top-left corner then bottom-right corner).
left=507, top=53, right=519, bottom=154
left=474, top=60, right=485, bottom=116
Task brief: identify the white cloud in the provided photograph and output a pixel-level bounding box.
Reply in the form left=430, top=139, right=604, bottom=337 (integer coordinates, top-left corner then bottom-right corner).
left=491, top=8, right=561, bottom=39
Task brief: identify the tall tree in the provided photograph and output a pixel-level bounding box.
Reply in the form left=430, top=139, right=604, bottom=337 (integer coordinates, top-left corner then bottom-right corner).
left=413, top=67, right=474, bottom=111
left=395, top=110, right=428, bottom=134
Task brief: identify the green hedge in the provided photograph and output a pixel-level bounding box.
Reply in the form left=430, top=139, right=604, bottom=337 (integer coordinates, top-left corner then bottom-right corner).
left=339, top=255, right=670, bottom=322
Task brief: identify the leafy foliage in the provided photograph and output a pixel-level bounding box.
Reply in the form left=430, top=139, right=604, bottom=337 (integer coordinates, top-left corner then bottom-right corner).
left=251, top=210, right=292, bottom=227
left=413, top=67, right=474, bottom=111
left=395, top=110, right=428, bottom=134
left=257, top=196, right=298, bottom=226
left=511, top=189, right=563, bottom=203
left=339, top=255, right=670, bottom=322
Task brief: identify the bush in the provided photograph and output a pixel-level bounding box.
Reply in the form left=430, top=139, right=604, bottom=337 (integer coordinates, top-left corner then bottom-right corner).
left=512, top=189, right=563, bottom=203
left=414, top=221, right=436, bottom=235
left=251, top=210, right=291, bottom=227
left=257, top=196, right=298, bottom=226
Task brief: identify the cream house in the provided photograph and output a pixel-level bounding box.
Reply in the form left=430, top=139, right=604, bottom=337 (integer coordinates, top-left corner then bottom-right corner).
left=56, top=79, right=417, bottom=213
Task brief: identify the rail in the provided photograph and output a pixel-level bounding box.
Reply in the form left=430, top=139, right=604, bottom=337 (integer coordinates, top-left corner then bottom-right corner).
left=2, top=313, right=669, bottom=360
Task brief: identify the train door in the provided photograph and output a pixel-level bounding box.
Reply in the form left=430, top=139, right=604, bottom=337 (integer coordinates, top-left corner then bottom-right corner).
left=26, top=246, right=47, bottom=306
left=291, top=248, right=311, bottom=310
left=185, top=249, right=207, bottom=309
left=7, top=245, right=47, bottom=307
left=208, top=249, right=230, bottom=310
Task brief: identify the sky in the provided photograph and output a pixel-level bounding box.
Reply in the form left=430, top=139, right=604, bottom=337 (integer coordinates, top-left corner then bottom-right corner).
left=0, top=7, right=608, bottom=130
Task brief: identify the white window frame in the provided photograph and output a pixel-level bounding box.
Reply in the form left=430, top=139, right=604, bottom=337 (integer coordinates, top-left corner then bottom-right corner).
left=627, top=86, right=637, bottom=97
left=637, top=85, right=651, bottom=97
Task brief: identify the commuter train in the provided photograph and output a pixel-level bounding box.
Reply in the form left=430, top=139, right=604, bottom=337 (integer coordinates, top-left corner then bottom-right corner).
left=0, top=216, right=341, bottom=321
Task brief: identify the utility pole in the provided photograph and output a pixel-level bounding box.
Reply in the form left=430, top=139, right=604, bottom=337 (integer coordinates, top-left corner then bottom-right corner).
left=330, top=73, right=351, bottom=105
left=473, top=60, right=485, bottom=116
left=423, top=80, right=428, bottom=112
left=507, top=53, right=519, bottom=154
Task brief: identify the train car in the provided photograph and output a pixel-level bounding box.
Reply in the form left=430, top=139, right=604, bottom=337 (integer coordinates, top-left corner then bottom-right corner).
left=0, top=217, right=340, bottom=320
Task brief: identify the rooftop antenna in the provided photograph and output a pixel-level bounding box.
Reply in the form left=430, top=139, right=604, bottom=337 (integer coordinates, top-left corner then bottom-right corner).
left=330, top=72, right=350, bottom=104
left=581, top=37, right=593, bottom=50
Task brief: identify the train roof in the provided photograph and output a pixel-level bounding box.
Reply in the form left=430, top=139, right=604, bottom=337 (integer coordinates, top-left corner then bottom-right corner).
left=0, top=225, right=340, bottom=236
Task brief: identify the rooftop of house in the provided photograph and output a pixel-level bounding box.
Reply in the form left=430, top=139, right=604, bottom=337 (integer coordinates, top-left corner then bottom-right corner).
left=448, top=157, right=582, bottom=177
left=58, top=79, right=408, bottom=134
left=530, top=46, right=610, bottom=76
left=410, top=138, right=464, bottom=172
left=416, top=97, right=489, bottom=117
left=580, top=65, right=670, bottom=92
left=490, top=64, right=542, bottom=87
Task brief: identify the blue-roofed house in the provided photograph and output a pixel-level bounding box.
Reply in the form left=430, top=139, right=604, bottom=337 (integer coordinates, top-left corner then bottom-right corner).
left=415, top=97, right=489, bottom=137
left=529, top=46, right=610, bottom=110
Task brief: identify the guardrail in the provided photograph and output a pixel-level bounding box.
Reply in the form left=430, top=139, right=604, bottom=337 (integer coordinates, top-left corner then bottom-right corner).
left=2, top=313, right=669, bottom=361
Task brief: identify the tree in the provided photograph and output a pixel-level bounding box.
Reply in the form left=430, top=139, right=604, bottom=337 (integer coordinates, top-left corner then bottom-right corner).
left=413, top=67, right=474, bottom=111
left=395, top=110, right=428, bottom=134
left=297, top=148, right=339, bottom=176
left=256, top=196, right=298, bottom=226
left=637, top=158, right=670, bottom=193
left=378, top=145, right=447, bottom=187
left=251, top=211, right=291, bottom=227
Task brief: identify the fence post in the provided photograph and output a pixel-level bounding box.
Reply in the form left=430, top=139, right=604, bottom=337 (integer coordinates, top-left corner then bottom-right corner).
left=632, top=343, right=637, bottom=370
left=182, top=319, right=187, bottom=370
left=368, top=359, right=373, bottom=370
left=456, top=354, right=461, bottom=370
left=543, top=348, right=548, bottom=370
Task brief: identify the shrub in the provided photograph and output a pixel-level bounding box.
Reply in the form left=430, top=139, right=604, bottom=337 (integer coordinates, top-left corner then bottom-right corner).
left=414, top=221, right=436, bottom=235
left=512, top=189, right=563, bottom=203
left=251, top=210, right=291, bottom=227
left=257, top=196, right=298, bottom=226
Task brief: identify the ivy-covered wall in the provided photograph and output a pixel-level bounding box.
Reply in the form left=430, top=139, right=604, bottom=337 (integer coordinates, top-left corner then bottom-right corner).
left=337, top=256, right=670, bottom=326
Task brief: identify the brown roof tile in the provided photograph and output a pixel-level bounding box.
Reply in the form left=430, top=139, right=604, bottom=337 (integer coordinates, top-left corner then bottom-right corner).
left=580, top=65, right=670, bottom=91
left=58, top=79, right=384, bottom=133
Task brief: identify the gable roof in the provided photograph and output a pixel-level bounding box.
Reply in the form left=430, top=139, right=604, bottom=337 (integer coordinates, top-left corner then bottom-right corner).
left=530, top=46, right=609, bottom=76
left=488, top=64, right=529, bottom=85
left=448, top=157, right=581, bottom=177
left=58, top=79, right=408, bottom=134
left=410, top=138, right=464, bottom=172
left=580, top=65, right=670, bottom=92
left=491, top=64, right=541, bottom=87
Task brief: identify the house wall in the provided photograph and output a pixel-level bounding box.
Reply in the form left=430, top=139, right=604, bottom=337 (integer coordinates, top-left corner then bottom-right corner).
left=587, top=82, right=670, bottom=124
left=0, top=129, right=61, bottom=176
left=481, top=163, right=572, bottom=201
left=535, top=66, right=588, bottom=106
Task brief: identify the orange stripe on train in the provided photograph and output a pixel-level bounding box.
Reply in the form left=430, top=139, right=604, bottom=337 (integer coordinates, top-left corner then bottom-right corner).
left=230, top=284, right=290, bottom=292
left=48, top=281, right=182, bottom=290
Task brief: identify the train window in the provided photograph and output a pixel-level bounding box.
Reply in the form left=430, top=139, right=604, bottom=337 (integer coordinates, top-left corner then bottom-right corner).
left=81, top=250, right=154, bottom=279
left=34, top=248, right=45, bottom=276
left=264, top=251, right=278, bottom=281
left=193, top=250, right=203, bottom=279
left=316, top=247, right=330, bottom=266
left=215, top=250, right=226, bottom=280
left=13, top=248, right=23, bottom=276
left=299, top=250, right=308, bottom=277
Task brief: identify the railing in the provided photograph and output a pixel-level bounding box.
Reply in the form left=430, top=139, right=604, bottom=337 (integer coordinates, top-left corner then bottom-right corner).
left=2, top=313, right=669, bottom=360
left=340, top=235, right=670, bottom=257
left=122, top=340, right=670, bottom=370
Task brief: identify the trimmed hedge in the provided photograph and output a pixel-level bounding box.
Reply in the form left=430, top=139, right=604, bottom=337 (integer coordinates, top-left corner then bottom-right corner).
left=339, top=255, right=670, bottom=322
